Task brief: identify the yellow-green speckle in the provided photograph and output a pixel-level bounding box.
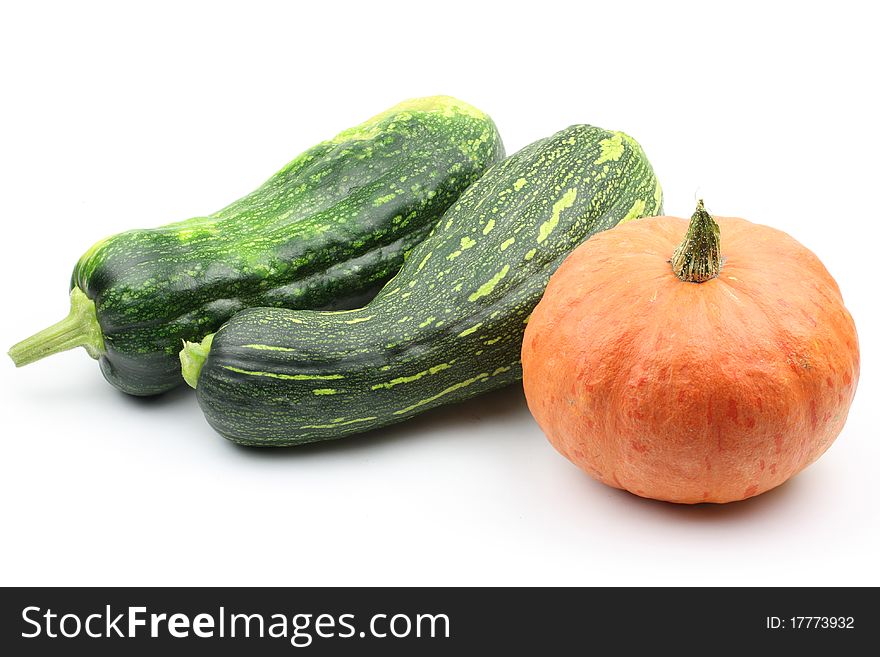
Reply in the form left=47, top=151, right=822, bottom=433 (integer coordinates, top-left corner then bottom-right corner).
left=222, top=366, right=343, bottom=381
left=372, top=193, right=397, bottom=207
left=393, top=372, right=490, bottom=415
left=447, top=236, right=477, bottom=260
left=594, top=133, right=625, bottom=164
left=243, top=343, right=297, bottom=352
left=619, top=198, right=646, bottom=224
left=299, top=417, right=378, bottom=429
left=343, top=315, right=374, bottom=325
left=468, top=264, right=510, bottom=302
left=457, top=323, right=483, bottom=338
left=537, top=188, right=577, bottom=243
left=416, top=252, right=432, bottom=272
left=371, top=363, right=451, bottom=390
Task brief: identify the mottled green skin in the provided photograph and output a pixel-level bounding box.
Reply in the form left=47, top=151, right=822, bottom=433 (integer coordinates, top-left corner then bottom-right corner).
left=194, top=125, right=663, bottom=446
left=72, top=97, right=504, bottom=395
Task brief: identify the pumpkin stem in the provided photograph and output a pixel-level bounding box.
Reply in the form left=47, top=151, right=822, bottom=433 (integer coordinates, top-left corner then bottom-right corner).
left=671, top=199, right=721, bottom=283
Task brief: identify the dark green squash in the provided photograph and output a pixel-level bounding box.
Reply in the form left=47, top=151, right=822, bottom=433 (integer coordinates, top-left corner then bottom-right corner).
left=9, top=96, right=504, bottom=395
left=183, top=125, right=663, bottom=445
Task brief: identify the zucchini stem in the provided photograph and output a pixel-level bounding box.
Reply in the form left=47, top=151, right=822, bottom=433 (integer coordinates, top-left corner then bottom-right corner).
left=671, top=199, right=721, bottom=283
left=8, top=287, right=105, bottom=366
left=180, top=333, right=214, bottom=389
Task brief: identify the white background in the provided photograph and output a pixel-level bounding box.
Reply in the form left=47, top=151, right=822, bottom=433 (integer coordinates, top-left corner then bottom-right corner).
left=1, top=1, right=877, bottom=586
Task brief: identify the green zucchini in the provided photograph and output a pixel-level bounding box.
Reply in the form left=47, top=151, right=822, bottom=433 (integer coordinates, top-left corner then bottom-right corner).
left=183, top=125, right=663, bottom=445
left=8, top=96, right=504, bottom=396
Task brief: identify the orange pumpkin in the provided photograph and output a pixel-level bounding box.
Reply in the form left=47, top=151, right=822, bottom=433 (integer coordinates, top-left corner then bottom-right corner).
left=522, top=201, right=859, bottom=504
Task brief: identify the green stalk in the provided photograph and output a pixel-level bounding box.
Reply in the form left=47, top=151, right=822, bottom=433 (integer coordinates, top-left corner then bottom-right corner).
left=670, top=199, right=721, bottom=283
left=180, top=333, right=214, bottom=389
left=8, top=287, right=105, bottom=366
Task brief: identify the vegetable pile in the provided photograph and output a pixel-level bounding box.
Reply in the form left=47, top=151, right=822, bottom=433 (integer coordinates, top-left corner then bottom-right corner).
left=8, top=97, right=859, bottom=504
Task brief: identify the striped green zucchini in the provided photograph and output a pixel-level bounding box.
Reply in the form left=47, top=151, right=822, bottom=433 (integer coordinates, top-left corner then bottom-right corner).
left=8, top=96, right=504, bottom=395
left=182, top=125, right=663, bottom=445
